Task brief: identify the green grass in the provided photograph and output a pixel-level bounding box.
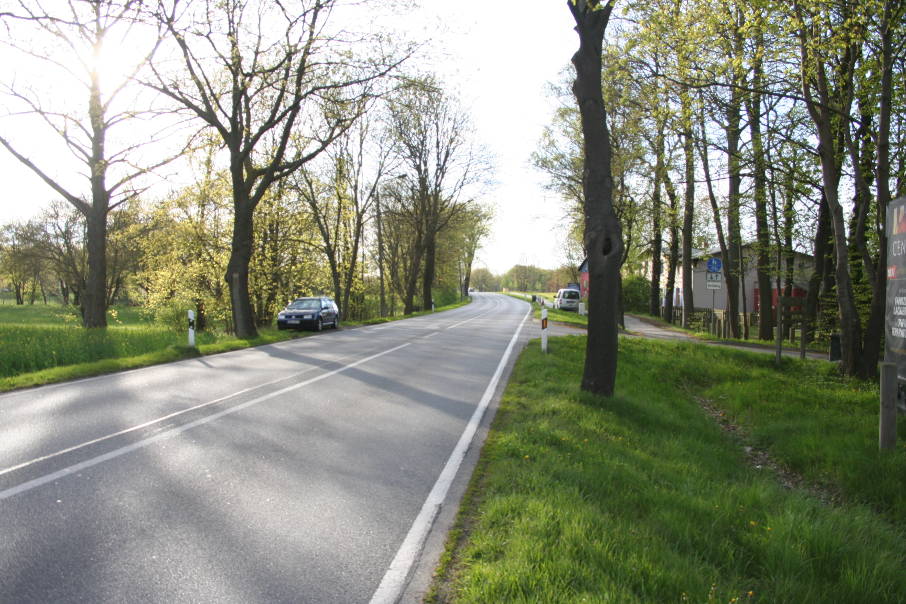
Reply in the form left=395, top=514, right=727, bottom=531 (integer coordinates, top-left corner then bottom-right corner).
left=0, top=298, right=473, bottom=391
left=431, top=336, right=906, bottom=603
left=629, top=312, right=828, bottom=354
left=0, top=304, right=216, bottom=379
left=507, top=292, right=589, bottom=328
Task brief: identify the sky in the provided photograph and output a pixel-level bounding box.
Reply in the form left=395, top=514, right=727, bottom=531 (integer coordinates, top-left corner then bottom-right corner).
left=0, top=1, right=582, bottom=276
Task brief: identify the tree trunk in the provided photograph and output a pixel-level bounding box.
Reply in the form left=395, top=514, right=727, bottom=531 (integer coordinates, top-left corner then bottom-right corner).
left=681, top=128, right=695, bottom=327
left=862, top=1, right=897, bottom=375
left=376, top=194, right=388, bottom=317
left=82, top=206, right=108, bottom=328
left=570, top=0, right=621, bottom=397
left=403, top=237, right=423, bottom=314
left=664, top=177, right=680, bottom=324
left=648, top=125, right=665, bottom=318
left=725, top=88, right=744, bottom=339
left=422, top=229, right=437, bottom=311
left=746, top=52, right=773, bottom=341
left=225, top=196, right=258, bottom=339
left=796, top=2, right=863, bottom=375
left=82, top=63, right=110, bottom=329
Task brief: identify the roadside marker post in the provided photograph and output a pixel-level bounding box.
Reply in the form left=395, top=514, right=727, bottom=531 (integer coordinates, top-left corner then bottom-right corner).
left=578, top=302, right=586, bottom=316
left=541, top=308, right=549, bottom=353
left=187, top=310, right=196, bottom=347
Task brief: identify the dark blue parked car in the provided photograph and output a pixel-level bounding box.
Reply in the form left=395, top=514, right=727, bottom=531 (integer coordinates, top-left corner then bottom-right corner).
left=276, top=297, right=340, bottom=331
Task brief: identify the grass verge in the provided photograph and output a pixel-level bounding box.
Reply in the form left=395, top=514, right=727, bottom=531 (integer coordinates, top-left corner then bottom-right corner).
left=628, top=312, right=828, bottom=355
left=507, top=292, right=588, bottom=328
left=430, top=336, right=906, bottom=603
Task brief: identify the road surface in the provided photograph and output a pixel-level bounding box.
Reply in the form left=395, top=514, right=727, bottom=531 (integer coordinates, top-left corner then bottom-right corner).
left=0, top=293, right=534, bottom=603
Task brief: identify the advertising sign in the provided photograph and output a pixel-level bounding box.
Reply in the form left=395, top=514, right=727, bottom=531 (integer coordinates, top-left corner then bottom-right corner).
left=885, top=196, right=906, bottom=377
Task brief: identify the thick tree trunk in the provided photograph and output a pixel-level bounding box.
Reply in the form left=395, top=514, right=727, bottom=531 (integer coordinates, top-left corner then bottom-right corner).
left=82, top=64, right=109, bottom=329
left=82, top=206, right=108, bottom=328
left=422, top=230, right=437, bottom=311
left=225, top=197, right=258, bottom=339
left=403, top=238, right=423, bottom=315
left=570, top=0, right=621, bottom=397
left=342, top=223, right=363, bottom=321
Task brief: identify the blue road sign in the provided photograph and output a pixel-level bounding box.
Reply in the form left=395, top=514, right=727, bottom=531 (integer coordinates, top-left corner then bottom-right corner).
left=706, top=257, right=722, bottom=273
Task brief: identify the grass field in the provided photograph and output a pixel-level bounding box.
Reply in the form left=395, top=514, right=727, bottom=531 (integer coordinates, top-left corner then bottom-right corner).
left=431, top=336, right=906, bottom=603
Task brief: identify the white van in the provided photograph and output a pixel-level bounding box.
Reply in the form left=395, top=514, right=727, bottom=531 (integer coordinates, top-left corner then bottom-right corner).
left=554, top=288, right=581, bottom=311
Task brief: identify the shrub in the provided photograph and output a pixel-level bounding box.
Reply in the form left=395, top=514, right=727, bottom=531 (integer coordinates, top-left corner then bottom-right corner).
left=622, top=275, right=650, bottom=313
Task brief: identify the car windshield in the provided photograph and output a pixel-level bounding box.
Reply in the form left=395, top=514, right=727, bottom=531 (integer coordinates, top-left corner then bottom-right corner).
left=563, top=290, right=580, bottom=300
left=288, top=299, right=320, bottom=310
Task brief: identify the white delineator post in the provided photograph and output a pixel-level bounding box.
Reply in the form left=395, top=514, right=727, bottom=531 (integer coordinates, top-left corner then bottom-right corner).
left=578, top=302, right=586, bottom=316
left=187, top=309, right=196, bottom=347
left=541, top=308, right=548, bottom=353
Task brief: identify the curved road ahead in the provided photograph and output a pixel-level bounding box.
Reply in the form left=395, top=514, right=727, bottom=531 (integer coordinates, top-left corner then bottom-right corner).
left=0, top=293, right=533, bottom=603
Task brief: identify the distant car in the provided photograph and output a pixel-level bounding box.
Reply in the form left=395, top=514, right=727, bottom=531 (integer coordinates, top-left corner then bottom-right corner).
left=277, top=297, right=340, bottom=331
left=553, top=288, right=581, bottom=311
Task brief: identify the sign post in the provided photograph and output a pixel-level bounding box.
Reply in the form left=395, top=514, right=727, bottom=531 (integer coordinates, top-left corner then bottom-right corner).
left=706, top=257, right=722, bottom=333
left=882, top=195, right=906, bottom=449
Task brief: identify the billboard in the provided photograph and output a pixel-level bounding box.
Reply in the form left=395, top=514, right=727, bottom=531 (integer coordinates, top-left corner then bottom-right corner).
left=885, top=196, right=906, bottom=375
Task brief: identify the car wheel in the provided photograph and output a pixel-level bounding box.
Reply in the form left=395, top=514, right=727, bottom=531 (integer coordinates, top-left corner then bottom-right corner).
left=333, top=317, right=339, bottom=329
left=315, top=318, right=323, bottom=332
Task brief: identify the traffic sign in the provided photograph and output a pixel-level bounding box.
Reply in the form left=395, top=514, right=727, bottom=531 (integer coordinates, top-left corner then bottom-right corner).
left=706, top=257, right=722, bottom=273
left=706, top=271, right=722, bottom=290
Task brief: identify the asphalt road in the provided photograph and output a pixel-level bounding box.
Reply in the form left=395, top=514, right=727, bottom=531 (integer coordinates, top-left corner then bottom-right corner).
left=0, top=293, right=534, bottom=603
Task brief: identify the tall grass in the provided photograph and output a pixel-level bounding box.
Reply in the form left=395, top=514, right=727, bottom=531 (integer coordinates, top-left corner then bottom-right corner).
left=0, top=324, right=210, bottom=377
left=0, top=304, right=207, bottom=378
left=432, top=336, right=906, bottom=603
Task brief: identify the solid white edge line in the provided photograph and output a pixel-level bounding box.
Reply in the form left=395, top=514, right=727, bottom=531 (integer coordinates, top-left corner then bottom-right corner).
left=369, top=306, right=531, bottom=604
left=0, top=343, right=411, bottom=502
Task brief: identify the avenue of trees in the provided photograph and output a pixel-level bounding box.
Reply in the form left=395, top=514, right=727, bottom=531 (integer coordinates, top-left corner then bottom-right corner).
left=0, top=1, right=492, bottom=334
left=538, top=0, right=906, bottom=381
